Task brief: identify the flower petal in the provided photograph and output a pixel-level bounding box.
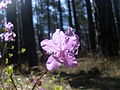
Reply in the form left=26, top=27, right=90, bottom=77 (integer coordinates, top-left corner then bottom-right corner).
left=52, top=29, right=66, bottom=48
left=46, top=55, right=61, bottom=71
left=4, top=0, right=12, bottom=4
left=64, top=28, right=80, bottom=52
left=65, top=27, right=75, bottom=36
left=41, top=39, right=59, bottom=54
left=5, top=22, right=14, bottom=31
left=0, top=31, right=16, bottom=41
left=0, top=0, right=12, bottom=10
left=64, top=51, right=77, bottom=67
left=0, top=33, right=4, bottom=39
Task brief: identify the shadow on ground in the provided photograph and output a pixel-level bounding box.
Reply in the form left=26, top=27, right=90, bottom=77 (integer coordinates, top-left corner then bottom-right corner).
left=53, top=68, right=120, bottom=90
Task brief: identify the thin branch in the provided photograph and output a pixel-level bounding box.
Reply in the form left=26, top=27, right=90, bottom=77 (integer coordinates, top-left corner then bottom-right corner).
left=10, top=75, right=17, bottom=90
left=15, top=64, right=25, bottom=75
left=32, top=69, right=48, bottom=90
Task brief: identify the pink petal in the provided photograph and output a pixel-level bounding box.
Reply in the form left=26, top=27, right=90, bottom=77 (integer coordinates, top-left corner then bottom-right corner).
left=52, top=29, right=66, bottom=48
left=0, top=33, right=4, bottom=39
left=4, top=0, right=12, bottom=4
left=64, top=51, right=77, bottom=67
left=0, top=0, right=12, bottom=10
left=65, top=27, right=75, bottom=36
left=0, top=1, right=7, bottom=9
left=64, top=27, right=80, bottom=52
left=41, top=39, right=59, bottom=54
left=64, top=35, right=80, bottom=52
left=46, top=55, right=61, bottom=71
left=5, top=22, right=14, bottom=31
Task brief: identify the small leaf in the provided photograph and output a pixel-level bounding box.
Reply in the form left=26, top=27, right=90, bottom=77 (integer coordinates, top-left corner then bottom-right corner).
left=2, top=88, right=5, bottom=90
left=57, top=72, right=61, bottom=77
left=11, top=45, right=15, bottom=49
left=52, top=76, right=56, bottom=82
left=5, top=58, right=8, bottom=64
left=21, top=48, right=26, bottom=53
left=7, top=78, right=12, bottom=83
left=9, top=53, right=13, bottom=58
left=6, top=66, right=13, bottom=76
left=54, top=86, right=62, bottom=90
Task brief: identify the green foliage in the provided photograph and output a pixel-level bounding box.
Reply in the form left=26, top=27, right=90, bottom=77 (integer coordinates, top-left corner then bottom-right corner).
left=1, top=88, right=5, bottom=90
left=52, top=76, right=56, bottom=82
left=5, top=58, right=8, bottom=64
left=21, top=48, right=26, bottom=53
left=6, top=65, right=13, bottom=76
left=7, top=78, right=12, bottom=84
left=8, top=53, right=13, bottom=58
left=11, top=45, right=15, bottom=49
left=54, top=85, right=62, bottom=90
left=18, top=48, right=26, bottom=54
left=57, top=72, right=61, bottom=77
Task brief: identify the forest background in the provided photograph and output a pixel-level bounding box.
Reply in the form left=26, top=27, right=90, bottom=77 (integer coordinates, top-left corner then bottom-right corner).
left=0, top=0, right=120, bottom=89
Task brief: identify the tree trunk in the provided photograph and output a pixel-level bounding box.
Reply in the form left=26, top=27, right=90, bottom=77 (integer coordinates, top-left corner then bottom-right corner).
left=47, top=0, right=51, bottom=37
left=6, top=0, right=18, bottom=64
left=58, top=0, right=64, bottom=31
left=72, top=0, right=80, bottom=36
left=95, top=0, right=119, bottom=56
left=21, top=0, right=38, bottom=66
left=67, top=0, right=73, bottom=27
left=85, top=0, right=96, bottom=53
left=112, top=0, right=120, bottom=37
left=93, top=0, right=101, bottom=53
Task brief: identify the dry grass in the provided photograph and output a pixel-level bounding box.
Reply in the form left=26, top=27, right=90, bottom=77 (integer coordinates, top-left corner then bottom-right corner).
left=1, top=57, right=120, bottom=90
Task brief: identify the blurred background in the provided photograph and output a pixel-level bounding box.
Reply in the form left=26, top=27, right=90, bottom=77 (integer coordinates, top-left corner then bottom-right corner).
left=0, top=0, right=120, bottom=68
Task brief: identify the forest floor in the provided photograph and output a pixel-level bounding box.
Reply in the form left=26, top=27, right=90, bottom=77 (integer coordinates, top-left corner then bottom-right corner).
left=1, top=57, right=120, bottom=90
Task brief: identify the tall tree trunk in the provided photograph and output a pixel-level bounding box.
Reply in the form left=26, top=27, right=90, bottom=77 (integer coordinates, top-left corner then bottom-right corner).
left=58, top=0, right=64, bottom=31
left=93, top=0, right=101, bottom=53
left=37, top=0, right=43, bottom=42
left=6, top=0, right=18, bottom=64
left=112, top=0, right=120, bottom=37
left=95, top=0, right=119, bottom=56
left=47, top=0, right=51, bottom=37
left=72, top=0, right=80, bottom=36
left=21, top=0, right=38, bottom=66
left=85, top=0, right=96, bottom=53
left=67, top=0, right=73, bottom=27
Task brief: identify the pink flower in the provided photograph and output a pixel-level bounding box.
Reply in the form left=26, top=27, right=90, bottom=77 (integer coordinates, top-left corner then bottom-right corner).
left=29, top=77, right=36, bottom=83
left=0, top=22, right=16, bottom=41
left=0, top=52, right=2, bottom=58
left=38, top=86, right=44, bottom=90
left=5, top=22, right=14, bottom=31
left=0, top=31, right=16, bottom=41
left=0, top=0, right=12, bottom=10
left=41, top=27, right=80, bottom=71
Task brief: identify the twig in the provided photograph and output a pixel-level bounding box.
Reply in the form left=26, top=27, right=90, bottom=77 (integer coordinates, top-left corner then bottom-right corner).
left=32, top=69, right=48, bottom=90
left=15, top=64, right=25, bottom=75
left=10, top=75, right=17, bottom=90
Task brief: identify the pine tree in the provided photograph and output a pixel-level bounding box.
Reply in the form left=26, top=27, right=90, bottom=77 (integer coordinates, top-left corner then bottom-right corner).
left=85, top=0, right=96, bottom=53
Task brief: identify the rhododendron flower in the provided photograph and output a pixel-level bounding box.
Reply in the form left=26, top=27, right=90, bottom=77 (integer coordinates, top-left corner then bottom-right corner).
left=41, top=27, right=80, bottom=71
left=0, top=0, right=12, bottom=10
left=0, top=22, right=16, bottom=41
left=0, top=52, right=2, bottom=58
left=0, top=31, right=16, bottom=41
left=38, top=86, right=44, bottom=90
left=5, top=22, right=14, bottom=31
